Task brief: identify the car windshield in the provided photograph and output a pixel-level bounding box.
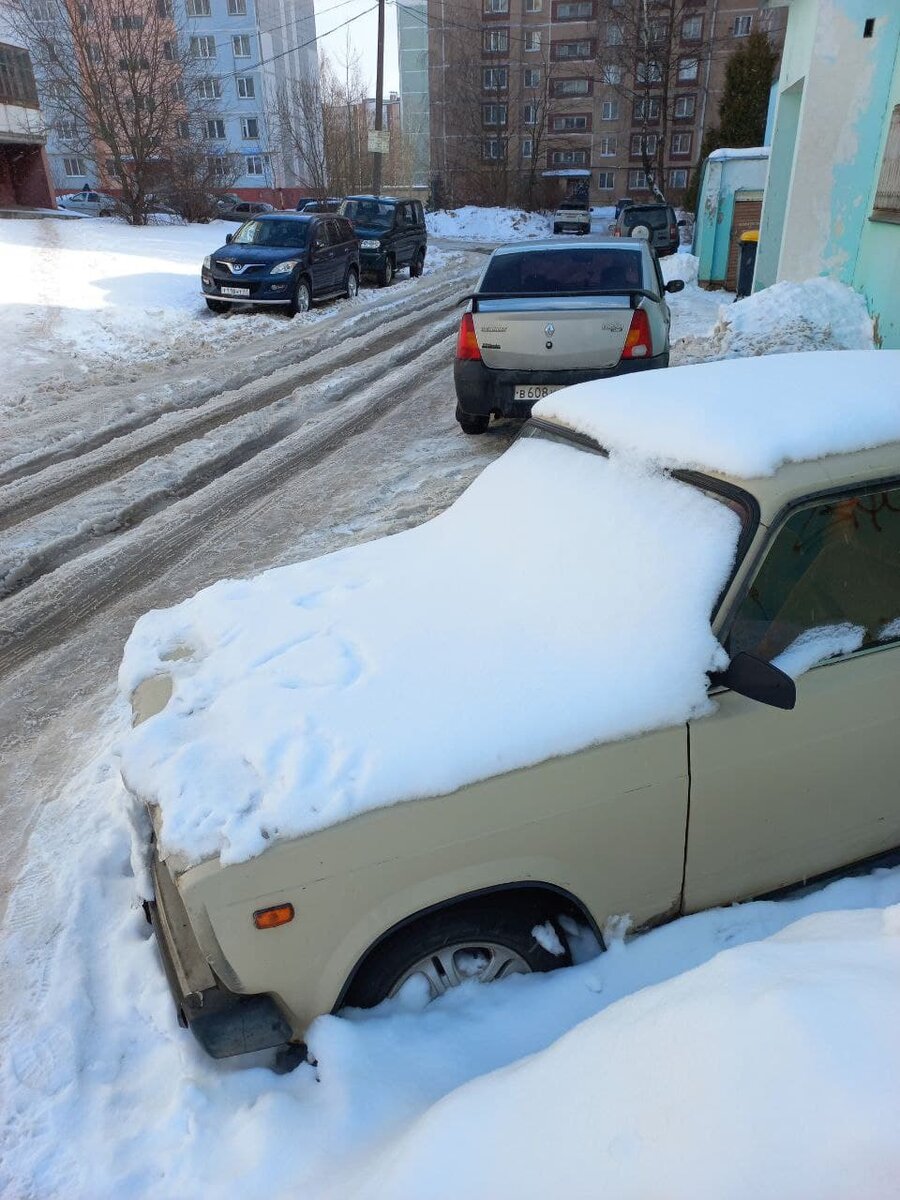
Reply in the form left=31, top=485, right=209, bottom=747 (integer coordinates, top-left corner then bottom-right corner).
left=622, top=207, right=672, bottom=231
left=232, top=219, right=308, bottom=248
left=480, top=248, right=644, bottom=293
left=340, top=199, right=395, bottom=228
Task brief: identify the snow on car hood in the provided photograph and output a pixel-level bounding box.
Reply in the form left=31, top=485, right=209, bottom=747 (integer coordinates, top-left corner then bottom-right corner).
left=118, top=437, right=739, bottom=868
left=535, top=350, right=900, bottom=478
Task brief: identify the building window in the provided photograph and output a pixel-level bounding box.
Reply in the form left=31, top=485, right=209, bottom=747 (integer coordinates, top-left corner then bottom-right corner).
left=597, top=135, right=617, bottom=156
left=186, top=0, right=210, bottom=15
left=197, top=76, right=221, bottom=98
left=634, top=96, right=661, bottom=121
left=649, top=19, right=668, bottom=42
left=628, top=168, right=648, bottom=188
left=228, top=0, right=247, bottom=12
left=605, top=23, right=622, bottom=45
left=483, top=137, right=506, bottom=159
left=157, top=0, right=173, bottom=15
left=873, top=105, right=900, bottom=220
left=669, top=168, right=688, bottom=188
left=63, top=156, right=89, bottom=177
left=523, top=67, right=541, bottom=88
left=525, top=30, right=542, bottom=51
left=170, top=79, right=186, bottom=99
left=525, top=0, right=542, bottom=10
left=0, top=45, right=40, bottom=107
left=119, top=55, right=150, bottom=71
left=555, top=1, right=593, bottom=17
left=682, top=15, right=702, bottom=39
left=205, top=118, right=226, bottom=139
left=246, top=154, right=265, bottom=175
left=483, top=0, right=509, bottom=10
left=236, top=75, right=255, bottom=98
left=677, top=57, right=698, bottom=82
left=637, top=61, right=662, bottom=84
left=555, top=39, right=592, bottom=59
left=552, top=77, right=590, bottom=96
left=732, top=15, right=752, bottom=36
left=521, top=136, right=533, bottom=159
left=162, top=41, right=175, bottom=60
left=671, top=131, right=692, bottom=155
left=550, top=148, right=589, bottom=166
left=177, top=119, right=190, bottom=138
left=522, top=102, right=537, bottom=124
left=596, top=170, right=614, bottom=189
left=57, top=116, right=78, bottom=139
left=232, top=34, right=252, bottom=57
left=552, top=113, right=588, bottom=131
left=190, top=35, right=216, bottom=58
left=674, top=94, right=695, bottom=119
left=482, top=102, right=508, bottom=126
left=241, top=116, right=259, bottom=139
left=484, top=29, right=509, bottom=52
left=208, top=156, right=228, bottom=180
left=111, top=14, right=143, bottom=30
left=601, top=99, right=618, bottom=120
left=483, top=66, right=509, bottom=89
left=630, top=133, right=658, bottom=157
left=600, top=63, right=622, bottom=84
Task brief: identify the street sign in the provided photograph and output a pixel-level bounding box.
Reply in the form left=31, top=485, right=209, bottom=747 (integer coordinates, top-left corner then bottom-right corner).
left=368, top=130, right=390, bottom=155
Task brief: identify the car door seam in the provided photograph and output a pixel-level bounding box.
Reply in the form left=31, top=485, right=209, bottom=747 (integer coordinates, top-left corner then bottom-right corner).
left=681, top=720, right=692, bottom=914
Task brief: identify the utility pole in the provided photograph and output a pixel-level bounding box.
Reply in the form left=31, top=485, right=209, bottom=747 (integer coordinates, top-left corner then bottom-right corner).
left=371, top=0, right=386, bottom=195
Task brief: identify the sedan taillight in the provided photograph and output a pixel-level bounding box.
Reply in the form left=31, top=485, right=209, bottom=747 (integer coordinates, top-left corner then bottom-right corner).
left=621, top=309, right=652, bottom=359
left=456, top=312, right=482, bottom=361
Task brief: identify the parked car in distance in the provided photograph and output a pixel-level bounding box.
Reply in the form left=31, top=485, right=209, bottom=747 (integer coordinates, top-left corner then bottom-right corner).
left=614, top=196, right=634, bottom=218
left=56, top=189, right=119, bottom=217
left=201, top=212, right=359, bottom=315
left=611, top=202, right=684, bottom=257
left=552, top=200, right=591, bottom=235
left=128, top=351, right=900, bottom=1060
left=339, top=194, right=427, bottom=286
left=296, top=197, right=343, bottom=213
left=219, top=200, right=275, bottom=222
left=453, top=237, right=682, bottom=434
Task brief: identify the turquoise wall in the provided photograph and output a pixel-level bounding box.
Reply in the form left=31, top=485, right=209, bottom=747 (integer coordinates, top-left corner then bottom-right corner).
left=695, top=154, right=768, bottom=285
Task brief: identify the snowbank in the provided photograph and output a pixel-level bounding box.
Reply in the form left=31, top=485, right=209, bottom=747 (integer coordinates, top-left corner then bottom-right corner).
left=330, top=905, right=900, bottom=1200
left=662, top=250, right=700, bottom=286
left=119, top=436, right=738, bottom=866
left=427, top=205, right=549, bottom=241
left=537, top=349, right=900, bottom=477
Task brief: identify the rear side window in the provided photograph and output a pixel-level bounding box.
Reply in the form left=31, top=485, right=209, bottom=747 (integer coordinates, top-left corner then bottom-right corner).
left=728, top=485, right=900, bottom=664
left=480, top=248, right=644, bottom=293
left=622, top=207, right=672, bottom=231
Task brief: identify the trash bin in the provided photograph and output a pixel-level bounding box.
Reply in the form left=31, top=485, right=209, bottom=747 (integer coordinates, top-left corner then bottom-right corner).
left=734, top=230, right=759, bottom=301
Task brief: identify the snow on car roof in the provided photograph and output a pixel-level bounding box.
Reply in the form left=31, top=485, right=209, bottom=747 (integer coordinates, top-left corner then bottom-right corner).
left=119, top=436, right=739, bottom=868
left=535, top=350, right=900, bottom=478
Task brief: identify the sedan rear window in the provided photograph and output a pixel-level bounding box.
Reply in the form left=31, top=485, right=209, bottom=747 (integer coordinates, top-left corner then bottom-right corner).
left=232, top=219, right=308, bottom=248
left=480, top=249, right=644, bottom=293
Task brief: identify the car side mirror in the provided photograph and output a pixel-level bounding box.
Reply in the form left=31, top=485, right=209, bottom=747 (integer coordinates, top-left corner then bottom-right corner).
left=665, top=279, right=685, bottom=293
left=709, top=652, right=796, bottom=711
left=225, top=233, right=232, bottom=243
left=677, top=219, right=687, bottom=227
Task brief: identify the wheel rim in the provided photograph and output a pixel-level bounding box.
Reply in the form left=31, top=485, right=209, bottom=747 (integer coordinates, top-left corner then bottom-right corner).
left=385, top=260, right=393, bottom=283
left=347, top=271, right=358, bottom=298
left=388, top=941, right=531, bottom=1000
left=296, top=282, right=310, bottom=311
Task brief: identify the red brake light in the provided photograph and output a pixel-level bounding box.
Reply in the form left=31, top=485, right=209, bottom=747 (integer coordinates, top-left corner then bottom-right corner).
left=669, top=224, right=678, bottom=240
left=621, top=308, right=652, bottom=360
left=456, top=312, right=482, bottom=361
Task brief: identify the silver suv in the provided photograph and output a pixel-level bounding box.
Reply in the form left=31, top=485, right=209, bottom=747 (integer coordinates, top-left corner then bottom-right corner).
left=453, top=236, right=683, bottom=434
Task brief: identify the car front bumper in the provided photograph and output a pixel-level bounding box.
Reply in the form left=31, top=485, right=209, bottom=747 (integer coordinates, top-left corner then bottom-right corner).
left=202, top=271, right=295, bottom=304
left=454, top=354, right=668, bottom=418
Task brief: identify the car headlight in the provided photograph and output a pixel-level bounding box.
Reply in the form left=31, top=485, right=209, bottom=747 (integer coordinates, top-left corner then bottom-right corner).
left=202, top=255, right=211, bottom=270
left=270, top=259, right=299, bottom=274
left=360, top=239, right=381, bottom=250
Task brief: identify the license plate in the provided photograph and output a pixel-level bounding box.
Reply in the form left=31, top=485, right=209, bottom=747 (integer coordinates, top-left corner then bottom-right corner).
left=221, top=286, right=250, bottom=297
left=513, top=385, right=562, bottom=401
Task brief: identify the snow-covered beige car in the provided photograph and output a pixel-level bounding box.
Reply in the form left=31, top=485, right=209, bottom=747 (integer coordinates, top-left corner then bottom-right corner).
left=551, top=201, right=591, bottom=235
left=122, top=351, right=900, bottom=1060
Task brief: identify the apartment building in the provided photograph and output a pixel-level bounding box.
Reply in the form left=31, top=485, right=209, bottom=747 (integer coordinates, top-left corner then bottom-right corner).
left=397, top=0, right=430, bottom=187
left=423, top=0, right=785, bottom=208
left=0, top=7, right=55, bottom=208
left=44, top=0, right=318, bottom=203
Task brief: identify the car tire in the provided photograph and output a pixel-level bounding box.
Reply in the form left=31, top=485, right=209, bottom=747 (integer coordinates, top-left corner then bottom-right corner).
left=289, top=277, right=312, bottom=316
left=343, top=898, right=568, bottom=1010
left=377, top=257, right=394, bottom=287
left=552, top=224, right=561, bottom=235
left=410, top=249, right=425, bottom=278
left=345, top=266, right=359, bottom=300
left=205, top=298, right=229, bottom=314
left=456, top=403, right=489, bottom=435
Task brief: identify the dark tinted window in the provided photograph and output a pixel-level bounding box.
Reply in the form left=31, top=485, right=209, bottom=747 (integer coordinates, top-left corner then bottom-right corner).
left=326, top=218, right=345, bottom=244
left=232, top=218, right=309, bottom=247
left=729, top=486, right=900, bottom=663
left=340, top=198, right=396, bottom=228
left=480, top=248, right=644, bottom=292
left=621, top=206, right=673, bottom=231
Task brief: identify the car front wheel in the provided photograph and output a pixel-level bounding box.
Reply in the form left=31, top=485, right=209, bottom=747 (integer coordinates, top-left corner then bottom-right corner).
left=290, top=277, right=312, bottom=316
left=377, top=257, right=394, bottom=287
left=345, top=266, right=359, bottom=299
left=344, top=900, right=568, bottom=1010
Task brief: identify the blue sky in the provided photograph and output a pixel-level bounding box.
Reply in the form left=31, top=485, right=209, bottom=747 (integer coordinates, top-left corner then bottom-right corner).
left=313, top=0, right=400, bottom=95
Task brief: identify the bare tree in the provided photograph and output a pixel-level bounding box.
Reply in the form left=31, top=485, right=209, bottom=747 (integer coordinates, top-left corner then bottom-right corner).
left=8, top=0, right=223, bottom=224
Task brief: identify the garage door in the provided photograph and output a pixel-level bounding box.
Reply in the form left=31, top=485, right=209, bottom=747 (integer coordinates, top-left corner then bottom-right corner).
left=725, top=198, right=763, bottom=291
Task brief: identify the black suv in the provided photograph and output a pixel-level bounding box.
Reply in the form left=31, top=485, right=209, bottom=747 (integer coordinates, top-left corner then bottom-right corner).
left=202, top=212, right=360, bottom=316
left=611, top=203, right=685, bottom=257
left=339, top=195, right=427, bottom=286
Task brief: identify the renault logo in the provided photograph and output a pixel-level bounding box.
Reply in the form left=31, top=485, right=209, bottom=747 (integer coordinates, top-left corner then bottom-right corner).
left=544, top=322, right=555, bottom=336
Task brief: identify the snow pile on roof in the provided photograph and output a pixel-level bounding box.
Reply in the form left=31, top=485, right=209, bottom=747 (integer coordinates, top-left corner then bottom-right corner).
left=536, top=350, right=900, bottom=478
left=119, top=436, right=738, bottom=866
left=329, top=905, right=900, bottom=1200
left=426, top=206, right=549, bottom=242
left=708, top=145, right=770, bottom=161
